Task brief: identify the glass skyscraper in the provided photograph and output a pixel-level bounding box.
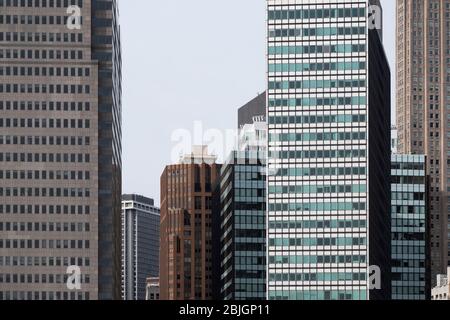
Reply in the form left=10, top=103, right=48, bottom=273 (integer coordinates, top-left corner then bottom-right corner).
left=391, top=154, right=430, bottom=300
left=267, top=0, right=391, bottom=300
left=217, top=151, right=266, bottom=300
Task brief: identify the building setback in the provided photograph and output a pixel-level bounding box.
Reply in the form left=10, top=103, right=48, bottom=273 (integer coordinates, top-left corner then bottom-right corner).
left=121, top=195, right=160, bottom=300
left=0, top=0, right=122, bottom=300
left=238, top=92, right=267, bottom=129
left=391, top=154, right=430, bottom=300
left=267, top=0, right=391, bottom=300
left=160, top=146, right=220, bottom=300
left=396, top=0, right=450, bottom=284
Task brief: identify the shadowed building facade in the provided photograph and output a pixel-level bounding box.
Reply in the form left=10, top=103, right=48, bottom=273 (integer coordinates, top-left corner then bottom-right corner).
left=0, top=0, right=122, bottom=300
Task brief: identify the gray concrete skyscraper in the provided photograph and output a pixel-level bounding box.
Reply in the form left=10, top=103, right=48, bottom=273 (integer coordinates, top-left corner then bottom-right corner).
left=121, top=195, right=160, bottom=301
left=396, top=0, right=450, bottom=285
left=0, top=0, right=122, bottom=300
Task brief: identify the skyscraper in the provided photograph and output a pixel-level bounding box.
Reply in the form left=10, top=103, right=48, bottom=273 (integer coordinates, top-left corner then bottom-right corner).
left=160, top=146, right=220, bottom=300
left=121, top=194, right=160, bottom=300
left=267, top=0, right=391, bottom=300
left=217, top=150, right=266, bottom=300
left=396, top=0, right=450, bottom=284
left=216, top=101, right=268, bottom=300
left=0, top=0, right=122, bottom=300
left=391, top=154, right=430, bottom=300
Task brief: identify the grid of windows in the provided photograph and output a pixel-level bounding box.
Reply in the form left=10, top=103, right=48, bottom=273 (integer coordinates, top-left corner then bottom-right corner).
left=391, top=154, right=428, bottom=300
left=219, top=151, right=266, bottom=300
left=267, top=0, right=390, bottom=300
left=0, top=0, right=116, bottom=300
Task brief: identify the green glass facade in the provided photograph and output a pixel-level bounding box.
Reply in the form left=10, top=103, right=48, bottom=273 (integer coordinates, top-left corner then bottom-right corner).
left=391, top=154, right=430, bottom=300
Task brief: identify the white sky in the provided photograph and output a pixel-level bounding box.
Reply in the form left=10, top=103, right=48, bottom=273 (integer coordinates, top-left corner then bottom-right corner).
left=120, top=0, right=396, bottom=205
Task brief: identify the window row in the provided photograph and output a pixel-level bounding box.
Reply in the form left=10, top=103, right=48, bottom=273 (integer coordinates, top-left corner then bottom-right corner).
left=269, top=26, right=367, bottom=39
left=269, top=236, right=367, bottom=248
left=268, top=201, right=366, bottom=213
left=0, top=118, right=91, bottom=129
left=268, top=183, right=366, bottom=195
left=0, top=187, right=91, bottom=198
left=0, top=169, right=90, bottom=181
left=268, top=61, right=366, bottom=73
left=0, top=291, right=89, bottom=301
left=0, top=135, right=91, bottom=146
left=0, top=47, right=83, bottom=60
left=0, top=221, right=90, bottom=232
left=0, top=14, right=83, bottom=26
left=0, top=273, right=90, bottom=284
left=268, top=44, right=366, bottom=56
left=268, top=96, right=367, bottom=108
left=0, top=152, right=90, bottom=163
left=0, top=255, right=89, bottom=268
left=0, top=31, right=82, bottom=43
left=0, top=239, right=90, bottom=249
left=269, top=218, right=366, bottom=230
left=272, top=166, right=366, bottom=178
left=269, top=79, right=366, bottom=90
left=0, top=204, right=90, bottom=215
left=268, top=148, right=367, bottom=160
left=269, top=254, right=367, bottom=265
left=0, top=100, right=91, bottom=111
left=268, top=7, right=366, bottom=21
left=269, top=131, right=366, bottom=143
left=0, top=66, right=90, bottom=77
left=268, top=114, right=367, bottom=125
left=0, top=83, right=90, bottom=94
left=0, top=0, right=83, bottom=8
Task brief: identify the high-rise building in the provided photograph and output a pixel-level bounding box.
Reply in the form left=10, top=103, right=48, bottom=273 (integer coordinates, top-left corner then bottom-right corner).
left=214, top=96, right=267, bottom=300
left=391, top=154, right=430, bottom=300
left=0, top=0, right=122, bottom=300
left=217, top=150, right=266, bottom=300
left=396, top=0, right=450, bottom=284
left=160, top=146, right=220, bottom=300
left=121, top=194, right=160, bottom=300
left=267, top=0, right=391, bottom=300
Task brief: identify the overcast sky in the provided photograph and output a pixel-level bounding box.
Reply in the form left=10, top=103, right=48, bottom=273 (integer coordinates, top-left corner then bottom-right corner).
left=120, top=0, right=396, bottom=205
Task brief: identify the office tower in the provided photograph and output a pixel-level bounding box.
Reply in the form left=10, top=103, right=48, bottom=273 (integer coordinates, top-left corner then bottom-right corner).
left=0, top=0, right=122, bottom=300
left=121, top=194, right=160, bottom=300
left=145, top=277, right=160, bottom=300
left=238, top=92, right=266, bottom=128
left=267, top=0, right=391, bottom=300
left=217, top=151, right=266, bottom=300
left=391, top=154, right=430, bottom=300
left=396, top=0, right=450, bottom=284
left=160, top=146, right=220, bottom=300
left=431, top=268, right=450, bottom=300
left=216, top=105, right=268, bottom=300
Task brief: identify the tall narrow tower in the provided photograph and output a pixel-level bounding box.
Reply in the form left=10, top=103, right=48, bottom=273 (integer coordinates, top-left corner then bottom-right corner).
left=396, top=0, right=450, bottom=284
